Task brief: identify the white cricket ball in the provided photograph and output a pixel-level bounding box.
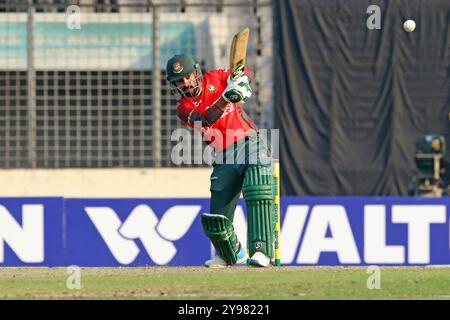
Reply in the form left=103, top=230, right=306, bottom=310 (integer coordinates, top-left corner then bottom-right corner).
left=403, top=19, right=416, bottom=32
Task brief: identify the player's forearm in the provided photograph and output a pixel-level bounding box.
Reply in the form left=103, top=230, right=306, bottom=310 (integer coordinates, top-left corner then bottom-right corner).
left=185, top=97, right=229, bottom=126
left=212, top=96, right=229, bottom=112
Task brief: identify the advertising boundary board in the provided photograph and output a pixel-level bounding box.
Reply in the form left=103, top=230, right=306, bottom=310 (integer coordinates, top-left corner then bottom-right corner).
left=0, top=197, right=449, bottom=266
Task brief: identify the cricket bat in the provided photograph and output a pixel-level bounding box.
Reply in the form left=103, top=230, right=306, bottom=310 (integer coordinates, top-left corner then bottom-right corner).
left=229, top=27, right=250, bottom=81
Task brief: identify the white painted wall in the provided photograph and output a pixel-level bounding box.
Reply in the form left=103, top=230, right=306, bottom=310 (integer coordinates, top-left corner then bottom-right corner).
left=0, top=168, right=211, bottom=198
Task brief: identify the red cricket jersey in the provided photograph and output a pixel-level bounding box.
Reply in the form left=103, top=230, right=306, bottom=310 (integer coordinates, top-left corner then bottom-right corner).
left=176, top=68, right=258, bottom=151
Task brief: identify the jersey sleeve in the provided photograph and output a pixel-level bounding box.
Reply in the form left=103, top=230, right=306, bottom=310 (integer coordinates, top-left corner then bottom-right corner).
left=177, top=100, right=224, bottom=127
left=176, top=102, right=196, bottom=128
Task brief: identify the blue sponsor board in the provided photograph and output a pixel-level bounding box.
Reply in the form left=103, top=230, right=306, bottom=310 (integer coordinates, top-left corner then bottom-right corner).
left=281, top=197, right=450, bottom=266
left=0, top=197, right=449, bottom=266
left=64, top=198, right=210, bottom=266
left=0, top=197, right=63, bottom=266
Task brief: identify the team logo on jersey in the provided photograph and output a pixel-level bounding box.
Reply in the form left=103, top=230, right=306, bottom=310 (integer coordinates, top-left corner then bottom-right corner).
left=255, top=242, right=262, bottom=250
left=172, top=62, right=183, bottom=74
left=207, top=85, right=217, bottom=93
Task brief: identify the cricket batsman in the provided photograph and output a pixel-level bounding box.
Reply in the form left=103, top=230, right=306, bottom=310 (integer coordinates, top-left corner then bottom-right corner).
left=166, top=54, right=275, bottom=267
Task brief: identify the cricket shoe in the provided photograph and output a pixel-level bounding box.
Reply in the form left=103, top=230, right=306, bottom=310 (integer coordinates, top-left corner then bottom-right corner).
left=204, top=243, right=248, bottom=268
left=247, top=252, right=271, bottom=267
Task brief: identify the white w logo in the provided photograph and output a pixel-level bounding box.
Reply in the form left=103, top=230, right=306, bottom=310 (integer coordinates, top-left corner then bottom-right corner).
left=85, top=205, right=200, bottom=265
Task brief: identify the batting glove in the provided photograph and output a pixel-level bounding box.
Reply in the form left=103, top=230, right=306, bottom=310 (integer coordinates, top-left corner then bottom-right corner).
left=222, top=75, right=253, bottom=104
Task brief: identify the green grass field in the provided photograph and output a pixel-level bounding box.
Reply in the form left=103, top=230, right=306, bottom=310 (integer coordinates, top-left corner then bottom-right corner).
left=0, top=266, right=449, bottom=300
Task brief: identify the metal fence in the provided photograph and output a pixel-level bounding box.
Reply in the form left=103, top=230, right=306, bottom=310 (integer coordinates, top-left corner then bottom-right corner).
left=0, top=0, right=274, bottom=168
